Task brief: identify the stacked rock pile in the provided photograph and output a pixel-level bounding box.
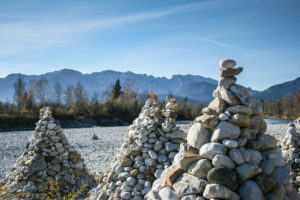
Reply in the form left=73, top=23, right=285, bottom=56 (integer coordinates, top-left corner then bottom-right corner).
left=282, top=118, right=300, bottom=193
left=146, top=59, right=300, bottom=200
left=88, top=96, right=186, bottom=200
left=0, top=107, right=95, bottom=198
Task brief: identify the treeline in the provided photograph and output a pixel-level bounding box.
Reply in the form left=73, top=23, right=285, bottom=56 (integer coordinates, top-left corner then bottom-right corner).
left=0, top=76, right=205, bottom=130
left=261, top=87, right=300, bottom=119
left=1, top=75, right=299, bottom=131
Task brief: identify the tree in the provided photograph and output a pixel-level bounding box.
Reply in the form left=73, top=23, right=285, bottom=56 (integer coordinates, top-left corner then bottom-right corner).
left=13, top=75, right=26, bottom=111
left=293, top=87, right=300, bottom=117
left=65, top=85, right=74, bottom=105
left=123, top=79, right=136, bottom=102
left=184, top=96, right=189, bottom=104
left=28, top=79, right=37, bottom=105
left=91, top=92, right=99, bottom=105
left=35, top=78, right=48, bottom=105
left=23, top=92, right=35, bottom=111
left=54, top=82, right=63, bottom=104
left=74, top=82, right=87, bottom=104
left=111, top=79, right=122, bottom=100
left=74, top=82, right=88, bottom=115
left=149, top=92, right=159, bottom=102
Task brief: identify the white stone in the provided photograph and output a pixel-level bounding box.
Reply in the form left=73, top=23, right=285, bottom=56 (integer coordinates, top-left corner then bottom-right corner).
left=187, top=123, right=210, bottom=150
left=219, top=59, right=236, bottom=69
left=199, top=142, right=227, bottom=160
left=222, top=139, right=238, bottom=148
left=212, top=154, right=235, bottom=169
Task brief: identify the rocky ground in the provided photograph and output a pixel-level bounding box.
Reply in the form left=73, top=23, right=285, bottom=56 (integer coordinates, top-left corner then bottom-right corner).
left=0, top=123, right=287, bottom=180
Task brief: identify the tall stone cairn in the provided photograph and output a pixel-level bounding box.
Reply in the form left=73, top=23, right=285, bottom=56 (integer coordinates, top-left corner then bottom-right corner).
left=282, top=118, right=300, bottom=194
left=145, top=59, right=300, bottom=200
left=88, top=96, right=187, bottom=200
left=0, top=107, right=95, bottom=198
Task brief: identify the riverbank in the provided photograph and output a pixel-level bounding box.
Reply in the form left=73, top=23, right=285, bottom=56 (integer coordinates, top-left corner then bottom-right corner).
left=0, top=123, right=288, bottom=180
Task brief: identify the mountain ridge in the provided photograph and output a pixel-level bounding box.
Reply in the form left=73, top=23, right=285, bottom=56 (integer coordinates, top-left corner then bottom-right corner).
left=0, top=69, right=299, bottom=103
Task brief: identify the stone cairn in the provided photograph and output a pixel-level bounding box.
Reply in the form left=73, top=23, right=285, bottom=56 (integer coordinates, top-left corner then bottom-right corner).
left=282, top=118, right=300, bottom=194
left=88, top=96, right=186, bottom=200
left=145, top=59, right=300, bottom=200
left=0, top=107, right=95, bottom=198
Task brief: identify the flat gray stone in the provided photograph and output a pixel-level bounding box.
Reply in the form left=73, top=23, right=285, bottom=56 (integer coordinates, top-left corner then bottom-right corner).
left=212, top=154, right=235, bottom=169
left=219, top=59, right=236, bottom=69
left=236, top=163, right=262, bottom=182
left=199, top=142, right=227, bottom=160
left=158, top=187, right=179, bottom=200
left=230, top=84, right=250, bottom=105
left=173, top=173, right=207, bottom=196
left=211, top=121, right=240, bottom=142
left=188, top=159, right=213, bottom=179
left=229, top=148, right=244, bottom=165
left=203, top=184, right=239, bottom=200
left=220, top=88, right=240, bottom=105
left=226, top=105, right=252, bottom=115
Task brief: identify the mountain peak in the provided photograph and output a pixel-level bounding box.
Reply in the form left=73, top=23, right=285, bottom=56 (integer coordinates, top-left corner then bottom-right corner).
left=52, top=69, right=82, bottom=76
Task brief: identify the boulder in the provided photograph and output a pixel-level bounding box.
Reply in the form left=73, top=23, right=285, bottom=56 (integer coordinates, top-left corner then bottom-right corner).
left=203, top=184, right=239, bottom=200
left=173, top=173, right=207, bottom=196
left=211, top=121, right=240, bottom=141
left=238, top=181, right=264, bottom=200
left=188, top=159, right=213, bottom=179
left=236, top=163, right=262, bottom=182
left=207, top=167, right=238, bottom=190
left=187, top=123, right=210, bottom=150
left=199, top=142, right=227, bottom=160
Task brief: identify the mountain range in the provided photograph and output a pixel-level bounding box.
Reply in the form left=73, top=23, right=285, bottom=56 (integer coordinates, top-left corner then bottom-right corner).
left=0, top=69, right=299, bottom=103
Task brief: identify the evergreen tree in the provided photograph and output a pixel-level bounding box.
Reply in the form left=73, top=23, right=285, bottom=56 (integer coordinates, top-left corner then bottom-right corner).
left=111, top=79, right=122, bottom=99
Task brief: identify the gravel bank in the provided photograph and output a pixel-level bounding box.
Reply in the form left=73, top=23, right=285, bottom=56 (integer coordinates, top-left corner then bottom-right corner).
left=0, top=123, right=287, bottom=180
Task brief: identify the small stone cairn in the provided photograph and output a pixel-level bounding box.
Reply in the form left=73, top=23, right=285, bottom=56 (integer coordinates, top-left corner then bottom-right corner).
left=145, top=59, right=300, bottom=200
left=282, top=118, right=300, bottom=193
left=0, top=107, right=95, bottom=198
left=88, top=96, right=186, bottom=200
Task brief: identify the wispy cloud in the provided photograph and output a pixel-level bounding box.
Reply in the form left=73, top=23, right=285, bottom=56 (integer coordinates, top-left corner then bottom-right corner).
left=0, top=1, right=217, bottom=58
left=197, top=38, right=265, bottom=54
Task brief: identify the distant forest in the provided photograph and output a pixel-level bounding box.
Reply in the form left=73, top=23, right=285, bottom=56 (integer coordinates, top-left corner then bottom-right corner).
left=0, top=76, right=205, bottom=131
left=0, top=75, right=299, bottom=131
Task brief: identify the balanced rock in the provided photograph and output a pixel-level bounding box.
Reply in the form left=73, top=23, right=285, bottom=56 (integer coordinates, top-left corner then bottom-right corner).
left=88, top=96, right=187, bottom=200
left=281, top=118, right=300, bottom=195
left=0, top=107, right=95, bottom=198
left=145, top=59, right=298, bottom=200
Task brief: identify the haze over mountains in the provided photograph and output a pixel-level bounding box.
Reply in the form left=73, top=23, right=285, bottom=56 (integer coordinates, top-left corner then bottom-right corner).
left=0, top=69, right=299, bottom=103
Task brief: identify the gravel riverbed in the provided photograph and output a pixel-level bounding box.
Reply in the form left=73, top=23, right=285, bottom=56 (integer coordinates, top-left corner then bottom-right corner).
left=0, top=123, right=287, bottom=180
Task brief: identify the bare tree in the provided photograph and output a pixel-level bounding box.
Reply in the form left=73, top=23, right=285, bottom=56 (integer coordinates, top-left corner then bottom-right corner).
left=35, top=78, right=48, bottom=105
left=13, top=75, right=26, bottom=110
left=102, top=83, right=113, bottom=102
left=91, top=92, right=99, bottom=104
left=28, top=79, right=37, bottom=104
left=123, top=79, right=136, bottom=101
left=74, top=82, right=87, bottom=104
left=54, top=82, right=63, bottom=104
left=64, top=85, right=74, bottom=105
left=293, top=87, right=300, bottom=117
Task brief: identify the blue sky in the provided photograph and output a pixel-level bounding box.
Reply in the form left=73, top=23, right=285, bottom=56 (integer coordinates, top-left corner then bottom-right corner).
left=0, top=0, right=299, bottom=90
